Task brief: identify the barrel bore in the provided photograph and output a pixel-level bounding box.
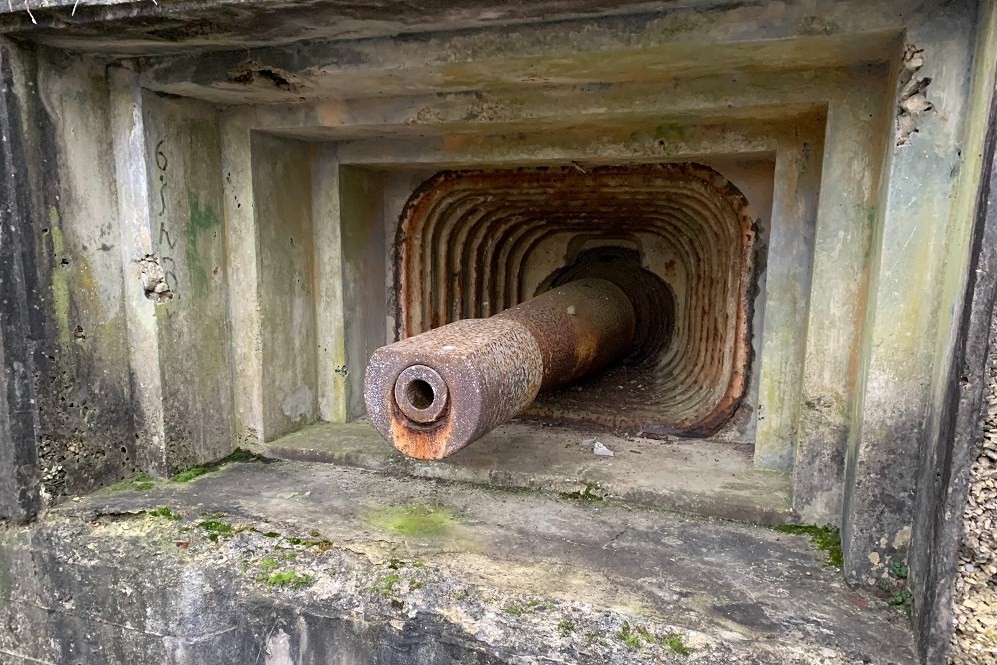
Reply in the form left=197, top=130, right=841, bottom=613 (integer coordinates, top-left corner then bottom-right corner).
left=364, top=278, right=637, bottom=460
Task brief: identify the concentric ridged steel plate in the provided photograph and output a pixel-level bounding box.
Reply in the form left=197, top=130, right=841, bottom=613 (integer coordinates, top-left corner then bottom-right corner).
left=395, top=163, right=757, bottom=436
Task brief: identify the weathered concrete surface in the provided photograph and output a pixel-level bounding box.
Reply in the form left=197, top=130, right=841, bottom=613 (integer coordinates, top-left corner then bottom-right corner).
left=1, top=40, right=151, bottom=518
left=841, top=1, right=978, bottom=586
left=0, top=0, right=680, bottom=56
left=110, top=68, right=239, bottom=476
left=0, top=41, right=41, bottom=522
left=28, top=49, right=145, bottom=498
left=908, top=2, right=997, bottom=662
left=0, top=459, right=915, bottom=664
left=265, top=420, right=794, bottom=524
left=252, top=133, right=319, bottom=440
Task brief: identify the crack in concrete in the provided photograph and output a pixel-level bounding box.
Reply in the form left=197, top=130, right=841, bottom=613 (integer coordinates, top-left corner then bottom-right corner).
left=0, top=649, right=58, bottom=664
left=15, top=599, right=239, bottom=643
left=602, top=525, right=630, bottom=549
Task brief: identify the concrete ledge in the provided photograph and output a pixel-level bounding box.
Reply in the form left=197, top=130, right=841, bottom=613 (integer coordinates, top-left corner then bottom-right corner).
left=0, top=459, right=912, bottom=664
left=264, top=421, right=795, bottom=524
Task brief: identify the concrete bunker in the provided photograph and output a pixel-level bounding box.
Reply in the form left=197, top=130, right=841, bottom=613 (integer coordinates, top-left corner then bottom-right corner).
left=3, top=2, right=997, bottom=661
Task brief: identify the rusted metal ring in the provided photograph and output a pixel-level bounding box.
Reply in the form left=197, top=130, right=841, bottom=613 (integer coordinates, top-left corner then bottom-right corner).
left=393, top=365, right=449, bottom=425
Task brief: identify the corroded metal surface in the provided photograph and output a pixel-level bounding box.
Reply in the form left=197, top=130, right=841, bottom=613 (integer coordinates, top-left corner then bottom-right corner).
left=365, top=278, right=635, bottom=459
left=395, top=163, right=756, bottom=436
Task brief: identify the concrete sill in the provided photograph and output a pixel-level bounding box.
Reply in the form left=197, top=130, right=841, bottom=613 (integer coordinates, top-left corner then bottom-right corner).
left=264, top=420, right=794, bottom=525
left=0, top=460, right=914, bottom=664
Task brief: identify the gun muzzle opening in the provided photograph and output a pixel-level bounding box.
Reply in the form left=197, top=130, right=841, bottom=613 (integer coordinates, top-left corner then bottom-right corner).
left=393, top=365, right=449, bottom=425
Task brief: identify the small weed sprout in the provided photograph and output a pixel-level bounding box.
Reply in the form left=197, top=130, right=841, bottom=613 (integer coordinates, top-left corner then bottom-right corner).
left=888, top=588, right=913, bottom=608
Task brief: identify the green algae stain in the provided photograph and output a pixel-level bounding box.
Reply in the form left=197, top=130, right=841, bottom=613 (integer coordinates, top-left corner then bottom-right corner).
left=186, top=191, right=221, bottom=297
left=365, top=504, right=456, bottom=537
left=623, top=130, right=642, bottom=149
left=48, top=207, right=72, bottom=351
left=654, top=123, right=685, bottom=143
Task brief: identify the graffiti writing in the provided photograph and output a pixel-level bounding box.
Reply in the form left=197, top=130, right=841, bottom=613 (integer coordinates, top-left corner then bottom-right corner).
left=154, top=139, right=178, bottom=290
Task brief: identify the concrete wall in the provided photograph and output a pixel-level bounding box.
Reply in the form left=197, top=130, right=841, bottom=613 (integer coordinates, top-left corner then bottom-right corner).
left=908, top=1, right=997, bottom=661
left=0, top=41, right=41, bottom=522
left=31, top=50, right=138, bottom=499
left=340, top=167, right=388, bottom=422
left=141, top=92, right=235, bottom=468
left=0, top=43, right=245, bottom=515
left=253, top=133, right=319, bottom=440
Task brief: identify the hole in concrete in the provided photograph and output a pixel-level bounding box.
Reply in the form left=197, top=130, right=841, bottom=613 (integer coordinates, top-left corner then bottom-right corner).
left=137, top=255, right=174, bottom=304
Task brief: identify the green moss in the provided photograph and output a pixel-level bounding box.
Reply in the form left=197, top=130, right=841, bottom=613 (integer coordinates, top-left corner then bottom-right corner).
left=147, top=507, right=182, bottom=521
left=503, top=598, right=553, bottom=616
left=663, top=633, right=692, bottom=655
left=365, top=504, right=456, bottom=536
left=559, top=484, right=606, bottom=502
left=107, top=472, right=157, bottom=492
left=770, top=524, right=843, bottom=568
left=372, top=574, right=401, bottom=597
left=267, top=571, right=312, bottom=589
left=558, top=619, right=575, bottom=637
left=618, top=622, right=643, bottom=648
left=259, top=557, right=280, bottom=573
left=172, top=467, right=210, bottom=483
left=171, top=448, right=269, bottom=483
left=197, top=520, right=234, bottom=542
left=654, top=123, right=685, bottom=142
left=286, top=535, right=334, bottom=551
left=616, top=622, right=666, bottom=649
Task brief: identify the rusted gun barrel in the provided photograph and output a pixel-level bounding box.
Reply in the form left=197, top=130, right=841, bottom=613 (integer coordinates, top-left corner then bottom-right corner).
left=364, top=278, right=637, bottom=460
